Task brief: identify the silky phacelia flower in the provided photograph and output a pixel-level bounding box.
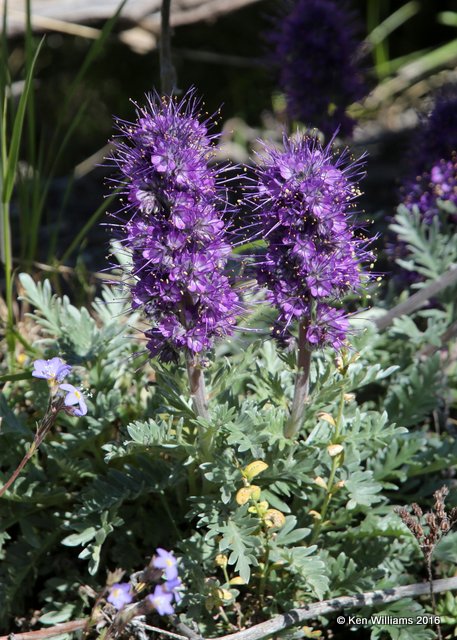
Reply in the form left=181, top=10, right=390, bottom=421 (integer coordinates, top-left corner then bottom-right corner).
left=267, top=0, right=366, bottom=138
left=152, top=548, right=178, bottom=581
left=32, top=358, right=71, bottom=390
left=251, top=133, right=370, bottom=349
left=109, top=91, right=241, bottom=362
left=59, top=383, right=88, bottom=417
left=107, top=583, right=133, bottom=610
left=148, top=584, right=175, bottom=616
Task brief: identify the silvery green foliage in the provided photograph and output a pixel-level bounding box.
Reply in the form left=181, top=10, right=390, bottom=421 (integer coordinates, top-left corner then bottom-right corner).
left=0, top=248, right=456, bottom=638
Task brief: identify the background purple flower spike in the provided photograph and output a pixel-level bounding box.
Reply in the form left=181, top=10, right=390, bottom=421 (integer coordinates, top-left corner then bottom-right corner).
left=266, top=0, right=367, bottom=138
left=108, top=91, right=242, bottom=362
left=250, top=132, right=372, bottom=349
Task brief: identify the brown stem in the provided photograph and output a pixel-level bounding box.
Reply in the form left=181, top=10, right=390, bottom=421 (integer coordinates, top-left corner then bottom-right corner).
left=375, top=266, right=457, bottom=332
left=284, top=322, right=312, bottom=438
left=0, top=399, right=64, bottom=498
left=160, top=0, right=177, bottom=94
left=426, top=556, right=442, bottom=640
left=5, top=577, right=457, bottom=640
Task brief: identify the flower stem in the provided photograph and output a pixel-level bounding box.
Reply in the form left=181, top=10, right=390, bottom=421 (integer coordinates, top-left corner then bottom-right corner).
left=186, top=357, right=213, bottom=461
left=309, top=384, right=346, bottom=544
left=284, top=321, right=312, bottom=438
left=186, top=359, right=209, bottom=421
left=426, top=556, right=442, bottom=640
left=0, top=398, right=64, bottom=498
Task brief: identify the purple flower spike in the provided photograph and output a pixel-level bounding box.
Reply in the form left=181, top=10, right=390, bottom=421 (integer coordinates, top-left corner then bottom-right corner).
left=266, top=0, right=367, bottom=138
left=59, top=383, right=88, bottom=417
left=32, top=358, right=71, bottom=385
left=153, top=548, right=178, bottom=581
left=251, top=133, right=371, bottom=349
left=107, top=583, right=133, bottom=610
left=109, top=91, right=241, bottom=362
left=148, top=584, right=175, bottom=616
left=403, top=157, right=457, bottom=225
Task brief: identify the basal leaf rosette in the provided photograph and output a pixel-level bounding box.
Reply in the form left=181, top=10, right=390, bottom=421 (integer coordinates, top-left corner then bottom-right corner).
left=109, top=91, right=241, bottom=362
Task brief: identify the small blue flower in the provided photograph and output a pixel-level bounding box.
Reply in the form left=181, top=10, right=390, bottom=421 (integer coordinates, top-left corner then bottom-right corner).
left=107, top=583, right=133, bottom=610
left=59, top=383, right=88, bottom=417
left=164, top=577, right=183, bottom=603
left=32, top=358, right=71, bottom=391
left=152, top=548, right=178, bottom=580
left=148, top=584, right=175, bottom=615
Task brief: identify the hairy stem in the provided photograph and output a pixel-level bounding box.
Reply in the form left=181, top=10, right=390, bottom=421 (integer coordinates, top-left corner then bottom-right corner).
left=160, top=0, right=177, bottom=94
left=284, top=322, right=312, bottom=438
left=186, top=359, right=209, bottom=421
left=186, top=358, right=213, bottom=461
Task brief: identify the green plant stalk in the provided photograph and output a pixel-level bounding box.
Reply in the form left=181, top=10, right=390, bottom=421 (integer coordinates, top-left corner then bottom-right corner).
left=1, top=199, right=15, bottom=358
left=309, top=383, right=346, bottom=544
left=284, top=321, right=312, bottom=439
left=258, top=537, right=270, bottom=605
left=186, top=357, right=214, bottom=463
left=367, top=0, right=389, bottom=80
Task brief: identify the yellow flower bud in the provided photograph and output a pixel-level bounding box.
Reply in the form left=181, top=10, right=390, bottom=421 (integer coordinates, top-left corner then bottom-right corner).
left=229, top=576, right=246, bottom=585
left=243, top=460, right=269, bottom=481
left=309, top=510, right=322, bottom=520
left=327, top=444, right=344, bottom=457
left=264, top=509, right=286, bottom=529
left=216, top=588, right=233, bottom=602
left=314, top=476, right=327, bottom=490
left=317, top=412, right=335, bottom=427
left=236, top=487, right=253, bottom=505
left=215, top=554, right=228, bottom=568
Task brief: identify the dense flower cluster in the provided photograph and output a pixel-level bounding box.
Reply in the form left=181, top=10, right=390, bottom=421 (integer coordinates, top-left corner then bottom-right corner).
left=388, top=91, right=457, bottom=281
left=267, top=0, right=366, bottom=138
left=251, top=134, right=370, bottom=349
left=403, top=156, right=457, bottom=224
left=107, top=548, right=182, bottom=615
left=32, top=357, right=87, bottom=416
left=110, top=92, right=240, bottom=361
